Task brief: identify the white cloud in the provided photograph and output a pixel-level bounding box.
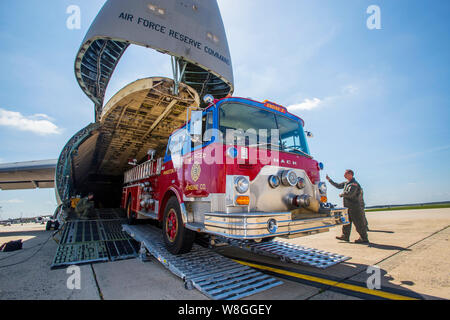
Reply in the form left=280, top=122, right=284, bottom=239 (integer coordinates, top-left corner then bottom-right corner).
left=30, top=113, right=54, bottom=121
left=0, top=108, right=61, bottom=135
left=286, top=83, right=360, bottom=113
left=0, top=199, right=24, bottom=204
left=342, top=85, right=359, bottom=95
left=287, top=98, right=322, bottom=112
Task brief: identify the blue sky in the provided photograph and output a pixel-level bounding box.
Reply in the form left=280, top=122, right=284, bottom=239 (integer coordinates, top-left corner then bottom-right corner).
left=0, top=0, right=449, bottom=219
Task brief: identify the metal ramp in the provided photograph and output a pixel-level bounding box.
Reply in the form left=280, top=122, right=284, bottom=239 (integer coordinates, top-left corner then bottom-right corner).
left=223, top=239, right=351, bottom=269
left=52, top=218, right=140, bottom=269
left=52, top=220, right=109, bottom=267
left=122, top=224, right=283, bottom=300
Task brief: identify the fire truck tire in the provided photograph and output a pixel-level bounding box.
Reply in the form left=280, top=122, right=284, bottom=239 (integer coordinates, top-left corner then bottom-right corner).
left=162, top=197, right=195, bottom=255
left=126, top=197, right=137, bottom=225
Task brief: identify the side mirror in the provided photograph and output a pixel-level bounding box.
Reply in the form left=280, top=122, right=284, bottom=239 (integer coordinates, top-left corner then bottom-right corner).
left=305, top=131, right=314, bottom=138
left=190, top=110, right=202, bottom=138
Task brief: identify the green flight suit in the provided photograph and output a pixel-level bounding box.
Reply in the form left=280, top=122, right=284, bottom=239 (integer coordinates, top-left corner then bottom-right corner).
left=75, top=197, right=95, bottom=219
left=329, top=178, right=368, bottom=241
left=359, top=187, right=369, bottom=231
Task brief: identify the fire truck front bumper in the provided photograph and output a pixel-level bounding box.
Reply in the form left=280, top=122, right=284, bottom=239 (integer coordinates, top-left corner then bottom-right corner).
left=200, top=208, right=349, bottom=240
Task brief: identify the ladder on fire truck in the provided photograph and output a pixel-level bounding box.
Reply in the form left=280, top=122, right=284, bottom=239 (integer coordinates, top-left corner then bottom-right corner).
left=122, top=224, right=351, bottom=300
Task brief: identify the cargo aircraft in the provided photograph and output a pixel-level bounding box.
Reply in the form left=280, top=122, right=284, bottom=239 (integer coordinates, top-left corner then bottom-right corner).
left=0, top=0, right=234, bottom=210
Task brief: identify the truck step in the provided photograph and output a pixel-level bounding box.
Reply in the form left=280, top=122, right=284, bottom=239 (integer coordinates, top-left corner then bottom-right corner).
left=224, top=239, right=351, bottom=269
left=122, top=224, right=283, bottom=300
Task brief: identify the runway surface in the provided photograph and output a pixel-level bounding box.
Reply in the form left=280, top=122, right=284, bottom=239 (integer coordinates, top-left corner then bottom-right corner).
left=0, top=208, right=448, bottom=300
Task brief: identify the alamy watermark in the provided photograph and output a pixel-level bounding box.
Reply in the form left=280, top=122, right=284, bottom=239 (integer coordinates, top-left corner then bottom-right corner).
left=366, top=265, right=381, bottom=290
left=367, top=5, right=382, bottom=30
left=66, top=265, right=81, bottom=290
left=66, top=5, right=81, bottom=30
left=169, top=128, right=283, bottom=169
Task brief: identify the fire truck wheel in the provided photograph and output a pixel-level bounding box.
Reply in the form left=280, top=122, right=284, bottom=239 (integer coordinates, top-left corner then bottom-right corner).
left=126, top=197, right=137, bottom=225
left=163, top=197, right=195, bottom=255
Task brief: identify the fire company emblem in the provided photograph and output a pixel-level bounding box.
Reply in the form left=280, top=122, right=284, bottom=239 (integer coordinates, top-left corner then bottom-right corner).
left=191, top=164, right=201, bottom=182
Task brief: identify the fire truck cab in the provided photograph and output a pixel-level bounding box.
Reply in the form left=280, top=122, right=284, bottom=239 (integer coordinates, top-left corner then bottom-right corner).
left=121, top=96, right=349, bottom=254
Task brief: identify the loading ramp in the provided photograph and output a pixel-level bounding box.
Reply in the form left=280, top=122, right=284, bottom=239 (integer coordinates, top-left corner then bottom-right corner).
left=122, top=224, right=352, bottom=300
left=51, top=209, right=140, bottom=269
left=220, top=239, right=351, bottom=269
left=122, top=224, right=283, bottom=300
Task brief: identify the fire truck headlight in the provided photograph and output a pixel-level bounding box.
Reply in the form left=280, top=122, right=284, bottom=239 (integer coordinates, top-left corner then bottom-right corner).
left=281, top=170, right=298, bottom=186
left=268, top=175, right=281, bottom=188
left=318, top=182, right=327, bottom=195
left=296, top=177, right=305, bottom=189
left=235, top=176, right=249, bottom=194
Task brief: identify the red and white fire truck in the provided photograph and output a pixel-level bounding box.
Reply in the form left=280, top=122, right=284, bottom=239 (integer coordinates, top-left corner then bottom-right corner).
left=121, top=96, right=349, bottom=254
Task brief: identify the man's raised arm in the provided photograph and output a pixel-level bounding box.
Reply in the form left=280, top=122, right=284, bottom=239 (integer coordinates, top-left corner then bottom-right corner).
left=326, top=175, right=345, bottom=189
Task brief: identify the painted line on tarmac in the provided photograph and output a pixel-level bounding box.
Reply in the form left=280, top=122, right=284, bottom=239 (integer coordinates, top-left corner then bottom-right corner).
left=233, top=259, right=420, bottom=300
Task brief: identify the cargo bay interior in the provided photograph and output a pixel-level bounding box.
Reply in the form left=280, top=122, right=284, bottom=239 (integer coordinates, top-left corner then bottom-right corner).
left=56, top=77, right=199, bottom=208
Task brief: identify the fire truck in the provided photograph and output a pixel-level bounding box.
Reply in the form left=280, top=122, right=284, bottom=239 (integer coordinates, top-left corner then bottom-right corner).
left=121, top=96, right=349, bottom=254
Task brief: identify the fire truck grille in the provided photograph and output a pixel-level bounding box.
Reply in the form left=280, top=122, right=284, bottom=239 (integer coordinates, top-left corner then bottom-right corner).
left=122, top=224, right=283, bottom=300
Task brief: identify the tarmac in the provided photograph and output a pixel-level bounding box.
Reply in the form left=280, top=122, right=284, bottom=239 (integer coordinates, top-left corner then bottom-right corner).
left=0, top=208, right=448, bottom=300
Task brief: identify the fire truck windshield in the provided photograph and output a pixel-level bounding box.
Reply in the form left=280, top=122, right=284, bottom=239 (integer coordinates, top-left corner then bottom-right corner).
left=219, top=102, right=311, bottom=156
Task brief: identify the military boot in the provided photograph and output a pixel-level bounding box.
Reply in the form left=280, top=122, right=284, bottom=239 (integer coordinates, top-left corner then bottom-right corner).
left=336, top=235, right=349, bottom=242
left=355, top=238, right=369, bottom=244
